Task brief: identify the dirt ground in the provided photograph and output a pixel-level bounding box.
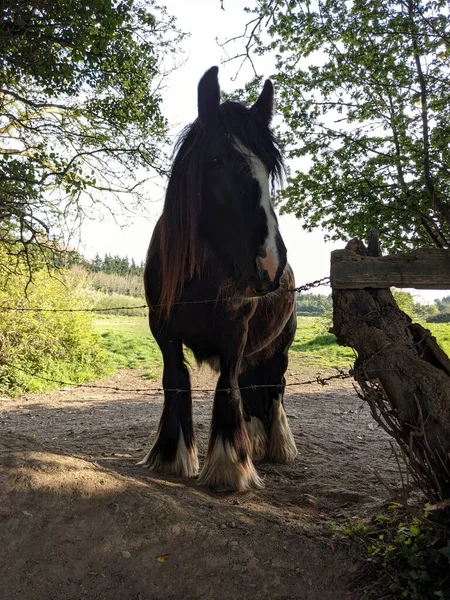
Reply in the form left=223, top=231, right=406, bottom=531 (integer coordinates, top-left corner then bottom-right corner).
left=0, top=365, right=403, bottom=600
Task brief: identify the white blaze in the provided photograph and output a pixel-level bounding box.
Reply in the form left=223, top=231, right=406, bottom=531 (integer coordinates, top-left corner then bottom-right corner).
left=234, top=138, right=280, bottom=281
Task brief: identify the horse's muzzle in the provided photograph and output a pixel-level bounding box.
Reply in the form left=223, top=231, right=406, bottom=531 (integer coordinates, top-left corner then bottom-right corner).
left=245, top=279, right=280, bottom=297
left=256, top=247, right=279, bottom=283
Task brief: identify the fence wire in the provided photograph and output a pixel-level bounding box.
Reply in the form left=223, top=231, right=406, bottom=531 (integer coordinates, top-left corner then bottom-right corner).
left=0, top=277, right=331, bottom=313
left=0, top=275, right=340, bottom=395
left=0, top=358, right=351, bottom=396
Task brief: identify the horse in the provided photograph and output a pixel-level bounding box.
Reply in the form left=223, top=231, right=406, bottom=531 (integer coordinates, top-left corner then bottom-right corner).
left=139, top=66, right=298, bottom=491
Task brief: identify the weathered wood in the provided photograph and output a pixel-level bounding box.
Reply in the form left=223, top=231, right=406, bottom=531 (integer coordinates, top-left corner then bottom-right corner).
left=331, top=247, right=450, bottom=289
left=332, top=239, right=450, bottom=500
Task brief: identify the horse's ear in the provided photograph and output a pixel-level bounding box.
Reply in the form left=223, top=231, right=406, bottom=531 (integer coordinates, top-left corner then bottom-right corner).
left=198, top=66, right=220, bottom=124
left=250, top=79, right=274, bottom=124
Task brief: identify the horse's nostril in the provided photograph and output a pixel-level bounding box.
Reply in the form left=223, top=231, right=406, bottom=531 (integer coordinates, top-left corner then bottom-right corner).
left=252, top=279, right=279, bottom=296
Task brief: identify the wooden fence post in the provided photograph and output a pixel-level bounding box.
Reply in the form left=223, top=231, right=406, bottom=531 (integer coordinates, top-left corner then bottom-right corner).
left=331, top=235, right=450, bottom=500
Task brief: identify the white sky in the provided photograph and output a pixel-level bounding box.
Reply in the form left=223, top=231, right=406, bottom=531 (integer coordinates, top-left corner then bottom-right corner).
left=80, top=0, right=447, bottom=303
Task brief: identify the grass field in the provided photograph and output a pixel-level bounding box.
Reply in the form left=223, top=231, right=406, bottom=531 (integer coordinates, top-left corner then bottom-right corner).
left=95, top=315, right=162, bottom=378
left=96, top=315, right=450, bottom=377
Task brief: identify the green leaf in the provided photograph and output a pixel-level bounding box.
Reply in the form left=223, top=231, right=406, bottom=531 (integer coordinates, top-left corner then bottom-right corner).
left=239, top=0, right=450, bottom=252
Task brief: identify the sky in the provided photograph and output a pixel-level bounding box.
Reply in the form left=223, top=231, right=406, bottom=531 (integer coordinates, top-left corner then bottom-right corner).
left=80, top=0, right=447, bottom=303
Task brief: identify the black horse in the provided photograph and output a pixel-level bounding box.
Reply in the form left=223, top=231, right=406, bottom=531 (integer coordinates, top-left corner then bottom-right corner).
left=139, top=66, right=297, bottom=491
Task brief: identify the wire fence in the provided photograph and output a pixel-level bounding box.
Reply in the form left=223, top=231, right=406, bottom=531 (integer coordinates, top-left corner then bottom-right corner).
left=0, top=358, right=351, bottom=396
left=0, top=274, right=344, bottom=396
left=0, top=277, right=331, bottom=313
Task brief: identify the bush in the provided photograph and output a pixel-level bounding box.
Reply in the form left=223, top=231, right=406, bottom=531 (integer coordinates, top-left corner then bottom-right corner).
left=72, top=266, right=145, bottom=298
left=0, top=255, right=113, bottom=395
left=427, top=312, right=450, bottom=323
left=339, top=507, right=450, bottom=599
left=91, top=292, right=147, bottom=317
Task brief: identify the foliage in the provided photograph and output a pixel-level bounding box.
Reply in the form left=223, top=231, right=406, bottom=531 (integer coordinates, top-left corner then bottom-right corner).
left=435, top=296, right=450, bottom=313
left=296, top=293, right=332, bottom=316
left=0, top=0, right=183, bottom=270
left=88, top=253, right=145, bottom=276
left=425, top=296, right=450, bottom=322
left=392, top=290, right=416, bottom=317
left=413, top=301, right=439, bottom=321
left=0, top=251, right=113, bottom=395
left=90, top=274, right=145, bottom=300
left=340, top=507, right=450, bottom=599
left=296, top=290, right=441, bottom=321
left=92, top=291, right=146, bottom=316
left=72, top=265, right=145, bottom=298
left=427, top=311, right=450, bottom=323
left=237, top=0, right=450, bottom=252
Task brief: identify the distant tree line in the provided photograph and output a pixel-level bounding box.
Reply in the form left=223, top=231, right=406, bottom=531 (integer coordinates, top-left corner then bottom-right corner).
left=427, top=296, right=450, bottom=323
left=50, top=250, right=144, bottom=277
left=88, top=254, right=144, bottom=277
left=435, top=297, right=450, bottom=314
left=296, top=294, right=332, bottom=317
left=297, top=293, right=450, bottom=322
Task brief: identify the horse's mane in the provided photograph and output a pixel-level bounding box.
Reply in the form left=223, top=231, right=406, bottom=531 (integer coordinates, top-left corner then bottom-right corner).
left=158, top=100, right=284, bottom=316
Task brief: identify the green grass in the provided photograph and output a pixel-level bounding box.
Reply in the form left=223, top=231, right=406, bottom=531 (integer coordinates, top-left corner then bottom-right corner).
left=291, top=316, right=355, bottom=368
left=95, top=315, right=162, bottom=377
left=94, top=315, right=450, bottom=379
left=94, top=315, right=356, bottom=376
left=92, top=293, right=147, bottom=317
left=426, top=322, right=450, bottom=356
left=95, top=315, right=149, bottom=337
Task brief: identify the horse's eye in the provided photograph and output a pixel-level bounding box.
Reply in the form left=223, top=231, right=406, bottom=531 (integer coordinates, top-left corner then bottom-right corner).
left=208, top=157, right=222, bottom=169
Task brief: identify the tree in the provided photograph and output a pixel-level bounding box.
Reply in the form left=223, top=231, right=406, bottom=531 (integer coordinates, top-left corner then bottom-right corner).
left=91, top=253, right=103, bottom=272
left=295, top=293, right=332, bottom=316
left=392, top=290, right=415, bottom=316
left=232, top=0, right=450, bottom=253
left=435, top=295, right=450, bottom=312
left=0, top=0, right=183, bottom=269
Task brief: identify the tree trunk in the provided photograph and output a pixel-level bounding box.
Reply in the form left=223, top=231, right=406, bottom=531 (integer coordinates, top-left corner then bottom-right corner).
left=331, top=237, right=450, bottom=500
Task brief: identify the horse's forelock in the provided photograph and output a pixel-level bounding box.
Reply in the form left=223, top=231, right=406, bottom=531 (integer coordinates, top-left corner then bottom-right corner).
left=218, top=101, right=284, bottom=182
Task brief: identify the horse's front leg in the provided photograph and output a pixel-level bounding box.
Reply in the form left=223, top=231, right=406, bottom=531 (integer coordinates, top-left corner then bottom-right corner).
left=138, top=338, right=198, bottom=477
left=198, top=354, right=264, bottom=492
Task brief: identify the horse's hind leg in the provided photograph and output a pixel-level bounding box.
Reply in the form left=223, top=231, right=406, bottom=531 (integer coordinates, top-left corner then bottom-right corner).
left=138, top=337, right=198, bottom=477
left=239, top=368, right=270, bottom=461
left=265, top=352, right=298, bottom=463
left=241, top=352, right=297, bottom=463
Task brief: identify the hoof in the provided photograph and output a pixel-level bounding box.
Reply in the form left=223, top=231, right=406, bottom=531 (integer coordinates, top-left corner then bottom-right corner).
left=198, top=436, right=264, bottom=491
left=138, top=429, right=199, bottom=477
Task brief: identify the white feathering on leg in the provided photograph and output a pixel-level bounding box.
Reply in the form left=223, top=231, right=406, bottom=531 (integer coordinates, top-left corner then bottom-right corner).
left=267, top=395, right=298, bottom=463
left=137, top=427, right=199, bottom=477
left=198, top=435, right=264, bottom=491
left=245, top=417, right=268, bottom=461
